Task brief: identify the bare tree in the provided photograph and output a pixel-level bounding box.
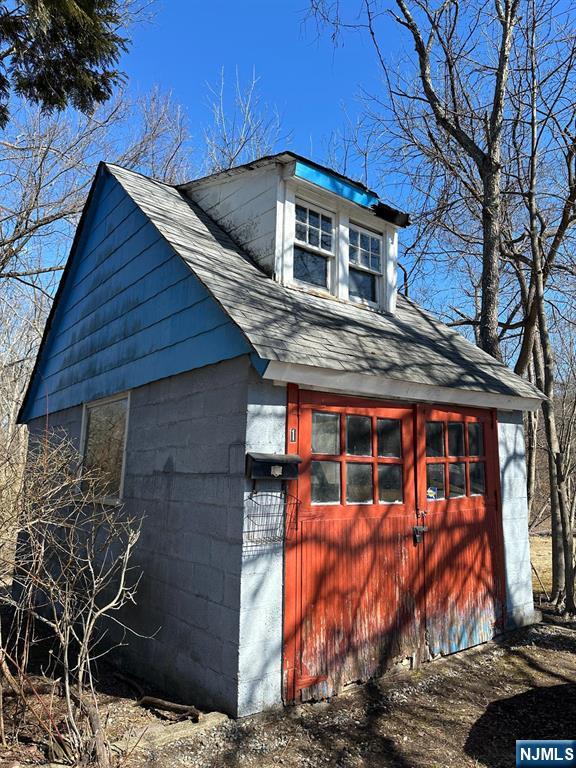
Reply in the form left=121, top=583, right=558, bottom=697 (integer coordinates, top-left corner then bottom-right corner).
left=310, top=0, right=576, bottom=611
left=202, top=67, right=283, bottom=173
left=0, top=429, right=142, bottom=766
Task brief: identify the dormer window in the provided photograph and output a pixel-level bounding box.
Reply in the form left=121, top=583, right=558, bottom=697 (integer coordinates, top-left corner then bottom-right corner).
left=293, top=201, right=334, bottom=289
left=349, top=226, right=383, bottom=304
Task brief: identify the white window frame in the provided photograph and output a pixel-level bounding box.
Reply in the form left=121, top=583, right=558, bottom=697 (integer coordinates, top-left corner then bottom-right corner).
left=347, top=222, right=385, bottom=308
left=80, top=391, right=130, bottom=505
left=279, top=178, right=399, bottom=314
left=291, top=196, right=337, bottom=294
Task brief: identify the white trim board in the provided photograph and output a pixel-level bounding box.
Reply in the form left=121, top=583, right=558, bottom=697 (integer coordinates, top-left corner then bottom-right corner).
left=263, top=361, right=543, bottom=412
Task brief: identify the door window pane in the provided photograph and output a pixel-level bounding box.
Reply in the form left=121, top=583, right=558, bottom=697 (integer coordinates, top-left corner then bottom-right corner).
left=293, top=246, right=328, bottom=288
left=346, top=463, right=373, bottom=504
left=426, top=463, right=445, bottom=500
left=377, top=419, right=402, bottom=457
left=468, top=423, right=484, bottom=456
left=311, top=461, right=340, bottom=504
left=448, top=462, right=466, bottom=498
left=312, top=412, right=340, bottom=454
left=346, top=415, right=372, bottom=456
left=470, top=462, right=486, bottom=495
left=378, top=465, right=403, bottom=503
left=448, top=423, right=465, bottom=457
left=426, top=422, right=445, bottom=457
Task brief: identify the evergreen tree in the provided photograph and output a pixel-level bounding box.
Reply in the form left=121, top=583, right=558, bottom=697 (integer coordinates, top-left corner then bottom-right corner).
left=0, top=0, right=127, bottom=127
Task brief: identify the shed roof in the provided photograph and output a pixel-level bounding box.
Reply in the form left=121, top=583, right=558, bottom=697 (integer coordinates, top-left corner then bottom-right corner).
left=102, top=163, right=542, bottom=408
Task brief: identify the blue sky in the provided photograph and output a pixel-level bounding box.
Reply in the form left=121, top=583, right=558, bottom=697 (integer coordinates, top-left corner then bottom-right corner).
left=121, top=1, right=402, bottom=197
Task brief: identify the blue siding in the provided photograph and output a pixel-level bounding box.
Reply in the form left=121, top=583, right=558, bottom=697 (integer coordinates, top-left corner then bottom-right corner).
left=294, top=161, right=379, bottom=208
left=21, top=168, right=252, bottom=422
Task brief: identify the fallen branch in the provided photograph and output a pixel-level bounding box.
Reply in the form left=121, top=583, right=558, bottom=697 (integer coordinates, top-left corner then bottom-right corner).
left=113, top=672, right=199, bottom=721
left=138, top=696, right=200, bottom=721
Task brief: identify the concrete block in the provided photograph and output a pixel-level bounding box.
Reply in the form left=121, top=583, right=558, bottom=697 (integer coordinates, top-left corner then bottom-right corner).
left=193, top=564, right=225, bottom=602
left=237, top=670, right=282, bottom=716
left=224, top=573, right=241, bottom=609
left=240, top=567, right=283, bottom=610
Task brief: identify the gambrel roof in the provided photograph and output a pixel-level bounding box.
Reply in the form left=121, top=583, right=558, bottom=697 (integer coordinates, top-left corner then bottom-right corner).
left=107, top=164, right=541, bottom=406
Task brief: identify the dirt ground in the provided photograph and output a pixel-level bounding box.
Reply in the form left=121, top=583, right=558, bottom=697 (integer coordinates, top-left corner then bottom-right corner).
left=1, top=536, right=572, bottom=768
left=114, top=621, right=576, bottom=768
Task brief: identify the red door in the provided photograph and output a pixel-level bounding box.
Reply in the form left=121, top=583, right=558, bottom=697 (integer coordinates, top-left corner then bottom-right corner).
left=283, top=389, right=505, bottom=703
left=416, top=406, right=505, bottom=655
left=284, top=389, right=423, bottom=702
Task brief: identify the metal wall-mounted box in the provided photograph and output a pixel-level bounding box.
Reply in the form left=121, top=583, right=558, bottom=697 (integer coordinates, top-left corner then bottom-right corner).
left=246, top=452, right=302, bottom=481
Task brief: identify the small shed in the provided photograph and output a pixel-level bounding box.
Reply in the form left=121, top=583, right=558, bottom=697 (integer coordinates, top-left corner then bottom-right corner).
left=18, top=152, right=543, bottom=716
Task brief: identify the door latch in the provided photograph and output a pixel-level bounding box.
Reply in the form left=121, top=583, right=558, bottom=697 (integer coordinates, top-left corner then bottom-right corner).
left=413, top=524, right=428, bottom=545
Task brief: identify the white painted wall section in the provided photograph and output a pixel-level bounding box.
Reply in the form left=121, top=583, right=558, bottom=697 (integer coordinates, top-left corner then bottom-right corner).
left=497, top=410, right=537, bottom=628
left=186, top=165, right=279, bottom=275
left=237, top=373, right=287, bottom=715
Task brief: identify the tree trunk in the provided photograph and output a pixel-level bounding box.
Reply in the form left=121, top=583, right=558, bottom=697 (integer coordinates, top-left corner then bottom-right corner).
left=479, top=170, right=503, bottom=360
left=533, top=334, right=566, bottom=601
left=525, top=408, right=538, bottom=518
left=534, top=300, right=575, bottom=611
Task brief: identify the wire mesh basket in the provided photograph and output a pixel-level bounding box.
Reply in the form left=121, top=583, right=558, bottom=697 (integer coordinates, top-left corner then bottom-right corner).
left=244, top=491, right=300, bottom=545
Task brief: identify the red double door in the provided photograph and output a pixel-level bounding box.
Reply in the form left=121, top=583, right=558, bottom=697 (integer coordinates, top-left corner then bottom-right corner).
left=283, top=388, right=505, bottom=703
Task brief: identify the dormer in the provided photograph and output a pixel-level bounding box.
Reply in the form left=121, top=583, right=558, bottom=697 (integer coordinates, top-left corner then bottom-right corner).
left=179, top=152, right=409, bottom=315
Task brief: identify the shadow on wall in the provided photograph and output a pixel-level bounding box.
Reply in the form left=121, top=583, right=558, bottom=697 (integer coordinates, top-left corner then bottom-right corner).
left=465, top=683, right=576, bottom=766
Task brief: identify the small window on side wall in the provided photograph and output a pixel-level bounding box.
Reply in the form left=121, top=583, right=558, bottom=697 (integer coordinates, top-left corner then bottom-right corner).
left=82, top=395, right=129, bottom=502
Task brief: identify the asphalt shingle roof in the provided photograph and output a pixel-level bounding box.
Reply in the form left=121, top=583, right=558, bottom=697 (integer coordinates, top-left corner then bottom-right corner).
left=106, top=163, right=542, bottom=404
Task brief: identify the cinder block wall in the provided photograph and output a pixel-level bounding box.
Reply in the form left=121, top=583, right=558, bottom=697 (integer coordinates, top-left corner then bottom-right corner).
left=27, top=355, right=254, bottom=715
left=237, top=373, right=287, bottom=716
left=497, top=409, right=536, bottom=628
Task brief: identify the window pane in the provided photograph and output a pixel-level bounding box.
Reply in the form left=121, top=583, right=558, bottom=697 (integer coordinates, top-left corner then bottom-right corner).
left=308, top=227, right=319, bottom=247
left=349, top=245, right=358, bottom=263
left=346, top=463, right=373, bottom=504
left=448, top=423, right=465, bottom=457
left=377, top=419, right=402, bottom=457
left=311, top=461, right=340, bottom=504
left=371, top=237, right=381, bottom=254
left=360, top=249, right=370, bottom=268
left=312, top=412, right=340, bottom=454
left=294, top=246, right=328, bottom=288
left=295, top=222, right=307, bottom=242
left=378, top=465, right=403, bottom=503
left=346, top=415, right=372, bottom=456
left=470, top=462, right=486, bottom=495
left=321, top=215, right=332, bottom=232
left=349, top=228, right=358, bottom=245
left=448, top=462, right=466, bottom=497
left=295, top=204, right=307, bottom=222
left=468, top=423, right=484, bottom=456
left=308, top=209, right=319, bottom=228
left=360, top=233, right=370, bottom=250
left=321, top=232, right=332, bottom=251
left=426, top=463, right=445, bottom=500
left=426, top=422, right=445, bottom=457
left=370, top=254, right=381, bottom=272
left=84, top=398, right=128, bottom=499
left=349, top=268, right=376, bottom=302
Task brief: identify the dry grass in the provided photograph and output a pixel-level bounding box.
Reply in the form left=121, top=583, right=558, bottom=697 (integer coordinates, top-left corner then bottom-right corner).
left=530, top=535, right=552, bottom=598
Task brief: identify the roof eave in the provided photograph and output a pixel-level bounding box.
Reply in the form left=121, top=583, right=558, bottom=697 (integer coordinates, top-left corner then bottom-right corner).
left=262, top=360, right=543, bottom=412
